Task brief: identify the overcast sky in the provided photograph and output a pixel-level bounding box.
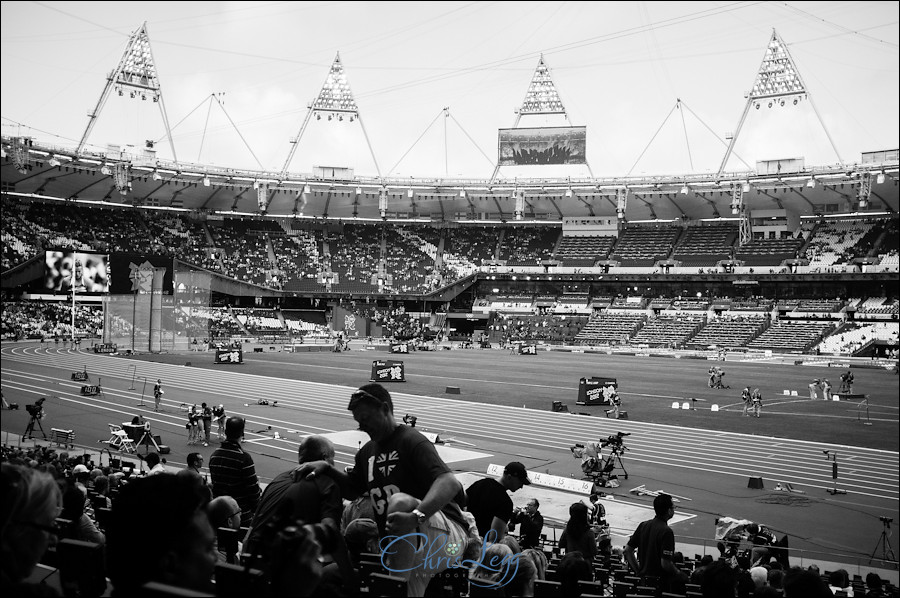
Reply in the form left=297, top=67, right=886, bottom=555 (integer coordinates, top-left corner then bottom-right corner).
left=2, top=1, right=897, bottom=179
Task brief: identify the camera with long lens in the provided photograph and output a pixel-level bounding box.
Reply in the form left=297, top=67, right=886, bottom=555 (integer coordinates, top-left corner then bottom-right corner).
left=250, top=505, right=338, bottom=579
left=601, top=431, right=630, bottom=449
left=26, top=398, right=46, bottom=418
left=880, top=516, right=893, bottom=525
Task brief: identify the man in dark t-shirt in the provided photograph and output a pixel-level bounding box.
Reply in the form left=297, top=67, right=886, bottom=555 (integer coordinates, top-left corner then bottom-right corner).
left=624, top=493, right=689, bottom=592
left=465, top=461, right=530, bottom=541
left=295, top=383, right=470, bottom=596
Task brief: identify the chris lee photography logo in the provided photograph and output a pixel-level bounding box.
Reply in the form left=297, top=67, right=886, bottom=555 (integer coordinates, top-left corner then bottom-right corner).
left=379, top=530, right=520, bottom=589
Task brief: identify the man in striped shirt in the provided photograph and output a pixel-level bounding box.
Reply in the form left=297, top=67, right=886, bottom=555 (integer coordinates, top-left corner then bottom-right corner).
left=209, top=416, right=261, bottom=526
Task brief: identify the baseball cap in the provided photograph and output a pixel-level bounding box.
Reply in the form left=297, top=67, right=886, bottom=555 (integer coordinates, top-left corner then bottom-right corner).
left=344, top=518, right=379, bottom=545
left=72, top=464, right=90, bottom=475
left=504, top=461, right=531, bottom=485
left=347, top=383, right=393, bottom=412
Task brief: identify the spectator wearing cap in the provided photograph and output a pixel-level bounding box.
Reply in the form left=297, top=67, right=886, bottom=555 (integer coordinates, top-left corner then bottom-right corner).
left=344, top=518, right=380, bottom=563
left=71, top=463, right=91, bottom=495
left=294, top=382, right=470, bottom=597
left=208, top=417, right=261, bottom=527
left=60, top=480, right=105, bottom=545
left=465, top=461, right=531, bottom=543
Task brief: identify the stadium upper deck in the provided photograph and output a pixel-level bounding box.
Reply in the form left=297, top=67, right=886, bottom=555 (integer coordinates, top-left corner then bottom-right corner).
left=2, top=135, right=897, bottom=221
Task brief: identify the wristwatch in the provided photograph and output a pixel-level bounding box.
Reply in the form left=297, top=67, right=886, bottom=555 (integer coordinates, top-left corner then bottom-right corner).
left=412, top=509, right=428, bottom=525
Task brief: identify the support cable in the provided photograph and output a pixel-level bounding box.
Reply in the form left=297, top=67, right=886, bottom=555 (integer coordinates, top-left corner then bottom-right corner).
left=627, top=103, right=677, bottom=176
left=680, top=101, right=752, bottom=171
left=197, top=96, right=214, bottom=164
left=678, top=100, right=694, bottom=171
left=387, top=108, right=444, bottom=176
left=211, top=94, right=266, bottom=171
left=448, top=113, right=497, bottom=171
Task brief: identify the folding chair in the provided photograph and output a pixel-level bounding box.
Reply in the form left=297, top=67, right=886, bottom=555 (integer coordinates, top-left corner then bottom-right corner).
left=105, top=424, right=135, bottom=453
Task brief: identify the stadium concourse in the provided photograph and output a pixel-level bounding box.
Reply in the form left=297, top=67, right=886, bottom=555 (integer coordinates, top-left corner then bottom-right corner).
left=1, top=340, right=897, bottom=584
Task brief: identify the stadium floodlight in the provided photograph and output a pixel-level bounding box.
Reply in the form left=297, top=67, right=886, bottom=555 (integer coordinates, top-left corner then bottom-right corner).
left=680, top=185, right=689, bottom=195
left=876, top=172, right=885, bottom=184
left=356, top=186, right=362, bottom=195
left=806, top=177, right=816, bottom=188
left=742, top=182, right=751, bottom=192
left=565, top=188, right=573, bottom=198
left=203, top=176, right=210, bottom=187
left=100, top=164, right=112, bottom=176
left=152, top=169, right=162, bottom=181
left=48, top=157, right=61, bottom=167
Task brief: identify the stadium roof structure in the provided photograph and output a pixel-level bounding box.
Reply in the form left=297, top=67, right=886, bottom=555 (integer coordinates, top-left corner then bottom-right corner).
left=1, top=24, right=897, bottom=223
left=3, top=134, right=896, bottom=223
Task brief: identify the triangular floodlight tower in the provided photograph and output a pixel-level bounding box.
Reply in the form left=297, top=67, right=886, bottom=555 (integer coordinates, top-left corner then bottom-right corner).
left=491, top=55, right=594, bottom=181
left=281, top=52, right=381, bottom=178
left=77, top=22, right=178, bottom=165
left=717, top=29, right=842, bottom=177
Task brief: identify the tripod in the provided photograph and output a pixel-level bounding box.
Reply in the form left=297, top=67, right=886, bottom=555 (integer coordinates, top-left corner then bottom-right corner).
left=600, top=447, right=629, bottom=480
left=135, top=424, right=163, bottom=454
left=24, top=414, right=47, bottom=440
left=869, top=519, right=896, bottom=566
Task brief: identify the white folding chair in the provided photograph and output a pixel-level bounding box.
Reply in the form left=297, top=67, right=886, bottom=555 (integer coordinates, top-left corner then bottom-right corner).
left=106, top=423, right=135, bottom=453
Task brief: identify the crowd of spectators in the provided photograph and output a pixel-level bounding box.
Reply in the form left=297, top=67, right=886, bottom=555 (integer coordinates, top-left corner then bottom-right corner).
left=0, top=301, right=101, bottom=340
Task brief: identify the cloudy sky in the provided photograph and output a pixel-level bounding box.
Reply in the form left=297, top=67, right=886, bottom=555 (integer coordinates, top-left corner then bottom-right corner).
left=2, top=1, right=897, bottom=179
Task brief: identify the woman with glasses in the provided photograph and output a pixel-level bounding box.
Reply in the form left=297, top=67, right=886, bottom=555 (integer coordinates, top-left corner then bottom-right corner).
left=1, top=463, right=63, bottom=594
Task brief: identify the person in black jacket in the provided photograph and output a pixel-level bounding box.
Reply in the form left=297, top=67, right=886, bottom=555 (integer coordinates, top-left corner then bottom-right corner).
left=509, top=498, right=544, bottom=549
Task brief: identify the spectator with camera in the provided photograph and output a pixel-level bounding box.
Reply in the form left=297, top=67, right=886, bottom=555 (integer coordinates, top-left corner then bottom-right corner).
left=466, top=461, right=531, bottom=543
left=244, top=435, right=346, bottom=578
left=509, top=497, right=543, bottom=549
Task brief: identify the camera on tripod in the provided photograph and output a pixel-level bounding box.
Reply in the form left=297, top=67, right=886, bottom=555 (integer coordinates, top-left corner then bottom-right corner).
left=601, top=431, right=630, bottom=450
left=26, top=398, right=46, bottom=418
left=879, top=516, right=893, bottom=525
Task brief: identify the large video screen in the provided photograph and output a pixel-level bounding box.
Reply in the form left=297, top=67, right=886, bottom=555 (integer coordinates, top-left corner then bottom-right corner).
left=498, top=126, right=586, bottom=166
left=44, top=251, right=109, bottom=293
